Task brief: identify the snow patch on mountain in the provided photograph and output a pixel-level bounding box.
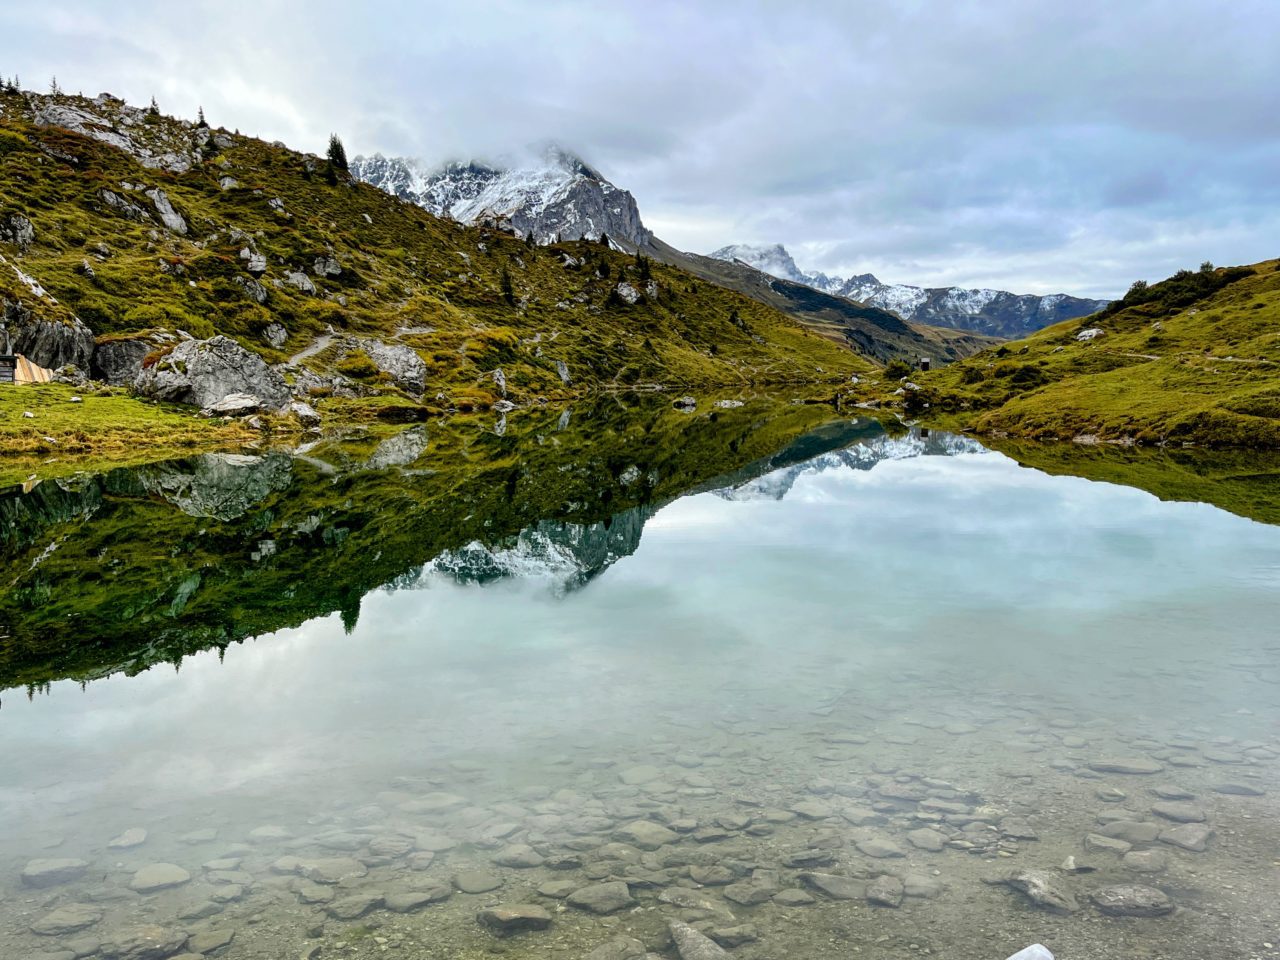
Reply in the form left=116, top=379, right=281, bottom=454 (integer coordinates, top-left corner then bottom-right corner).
left=351, top=147, right=652, bottom=247
left=709, top=244, right=1109, bottom=338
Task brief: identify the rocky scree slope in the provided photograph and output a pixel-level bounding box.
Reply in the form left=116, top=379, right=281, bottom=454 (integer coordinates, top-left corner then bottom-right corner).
left=888, top=260, right=1280, bottom=448
left=0, top=88, right=869, bottom=421
left=712, top=243, right=1110, bottom=339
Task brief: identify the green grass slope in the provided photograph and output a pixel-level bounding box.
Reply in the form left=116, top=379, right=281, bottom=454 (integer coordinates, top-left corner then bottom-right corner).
left=0, top=88, right=874, bottom=416
left=896, top=259, right=1280, bottom=447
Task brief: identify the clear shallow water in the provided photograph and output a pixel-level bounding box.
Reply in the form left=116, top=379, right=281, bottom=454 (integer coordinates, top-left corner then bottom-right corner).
left=1, top=417, right=1279, bottom=960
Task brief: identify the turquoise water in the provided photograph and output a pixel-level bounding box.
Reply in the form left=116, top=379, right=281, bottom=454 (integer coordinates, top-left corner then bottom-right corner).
left=1, top=423, right=1278, bottom=960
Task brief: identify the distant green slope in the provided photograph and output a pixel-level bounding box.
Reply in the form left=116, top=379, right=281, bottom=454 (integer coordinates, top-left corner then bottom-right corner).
left=890, top=259, right=1280, bottom=447
left=0, top=88, right=873, bottom=417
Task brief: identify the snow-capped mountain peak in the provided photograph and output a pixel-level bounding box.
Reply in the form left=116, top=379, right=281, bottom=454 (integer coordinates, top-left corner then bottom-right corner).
left=709, top=243, right=1108, bottom=338
left=351, top=146, right=652, bottom=247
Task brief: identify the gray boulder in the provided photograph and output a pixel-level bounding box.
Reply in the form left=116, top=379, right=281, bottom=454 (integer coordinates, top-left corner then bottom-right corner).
left=668, top=920, right=728, bottom=960
left=233, top=275, right=269, bottom=304
left=360, top=339, right=427, bottom=394
left=283, top=271, right=315, bottom=294
left=133, top=335, right=291, bottom=410
left=144, top=188, right=187, bottom=235
left=0, top=213, right=35, bottom=249
left=137, top=452, right=293, bottom=521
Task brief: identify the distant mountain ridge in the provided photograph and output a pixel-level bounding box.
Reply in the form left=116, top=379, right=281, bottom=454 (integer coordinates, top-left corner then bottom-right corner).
left=710, top=243, right=1109, bottom=339
left=351, top=148, right=652, bottom=247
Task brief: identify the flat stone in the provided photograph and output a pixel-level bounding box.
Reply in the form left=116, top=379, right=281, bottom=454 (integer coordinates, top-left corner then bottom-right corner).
left=618, top=765, right=662, bottom=785
left=1084, top=834, right=1132, bottom=855
left=477, top=903, right=551, bottom=937
left=790, top=800, right=834, bottom=820
left=799, top=872, right=865, bottom=900
left=384, top=883, right=451, bottom=912
left=130, top=863, right=191, bottom=893
left=1159, top=822, right=1212, bottom=852
left=706, top=924, right=758, bottom=948
left=689, top=864, right=736, bottom=886
left=1089, top=758, right=1163, bottom=775
left=181, top=829, right=218, bottom=844
left=773, top=888, right=816, bottom=906
left=723, top=882, right=772, bottom=906
left=1098, top=820, right=1161, bottom=844
left=669, top=919, right=729, bottom=960
left=292, top=878, right=335, bottom=904
left=1151, top=786, right=1196, bottom=800
left=492, top=843, right=544, bottom=868
left=454, top=871, right=504, bottom=894
left=247, top=825, right=293, bottom=842
left=414, top=830, right=459, bottom=852
left=108, top=828, right=148, bottom=850
left=1151, top=801, right=1206, bottom=823
left=1090, top=884, right=1174, bottom=917
left=31, top=905, right=102, bottom=936
left=614, top=820, right=677, bottom=851
left=177, top=900, right=224, bottom=920
left=326, top=893, right=383, bottom=920
left=567, top=881, right=634, bottom=914
left=1123, top=850, right=1169, bottom=873
left=22, top=859, right=90, bottom=888
left=904, top=873, right=945, bottom=898
left=297, top=857, right=367, bottom=884
left=867, top=874, right=904, bottom=907
left=1000, top=817, right=1039, bottom=840
left=855, top=836, right=905, bottom=858
left=907, top=828, right=945, bottom=851
left=537, top=879, right=578, bottom=899
left=1212, top=782, right=1265, bottom=796
left=98, top=925, right=189, bottom=960
left=187, top=928, right=234, bottom=954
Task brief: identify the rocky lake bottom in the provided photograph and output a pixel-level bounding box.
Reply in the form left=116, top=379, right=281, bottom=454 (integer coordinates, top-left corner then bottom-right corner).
left=1, top=422, right=1278, bottom=960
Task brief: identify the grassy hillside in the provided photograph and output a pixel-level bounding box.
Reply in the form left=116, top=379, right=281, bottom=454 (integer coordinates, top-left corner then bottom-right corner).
left=0, top=88, right=874, bottom=423
left=875, top=259, right=1280, bottom=448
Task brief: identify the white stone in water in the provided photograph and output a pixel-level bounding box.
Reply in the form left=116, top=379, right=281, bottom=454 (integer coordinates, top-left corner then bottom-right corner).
left=1005, top=947, right=1054, bottom=960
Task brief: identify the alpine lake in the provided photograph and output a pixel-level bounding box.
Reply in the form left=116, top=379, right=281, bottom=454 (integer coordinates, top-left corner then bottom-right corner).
left=2, top=394, right=1279, bottom=960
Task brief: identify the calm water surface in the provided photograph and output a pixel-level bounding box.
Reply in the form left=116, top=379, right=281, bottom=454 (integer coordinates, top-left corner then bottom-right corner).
left=1, top=409, right=1278, bottom=960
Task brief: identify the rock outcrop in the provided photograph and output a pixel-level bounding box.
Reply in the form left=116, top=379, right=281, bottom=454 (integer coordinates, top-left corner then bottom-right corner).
left=132, top=335, right=291, bottom=410
left=2, top=296, right=95, bottom=369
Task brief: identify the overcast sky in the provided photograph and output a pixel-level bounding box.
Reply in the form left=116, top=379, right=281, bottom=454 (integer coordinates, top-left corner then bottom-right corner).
left=4, top=1, right=1278, bottom=297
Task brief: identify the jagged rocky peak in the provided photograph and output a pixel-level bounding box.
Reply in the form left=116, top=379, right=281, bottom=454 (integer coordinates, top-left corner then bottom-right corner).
left=350, top=145, right=653, bottom=247
left=709, top=242, right=1109, bottom=338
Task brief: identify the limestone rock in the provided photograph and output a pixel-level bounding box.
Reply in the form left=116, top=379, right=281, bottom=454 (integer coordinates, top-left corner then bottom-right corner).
left=145, top=188, right=187, bottom=234
left=133, top=335, right=291, bottom=410
left=1088, top=758, right=1163, bottom=775
left=326, top=893, right=383, bottom=920
left=22, top=858, right=90, bottom=888
left=614, top=820, right=677, bottom=851
left=1090, top=884, right=1174, bottom=917
left=668, top=919, right=728, bottom=960
left=867, top=874, right=904, bottom=907
left=31, top=904, right=102, bottom=936
left=130, top=863, right=191, bottom=893
left=477, top=903, right=551, bottom=937
left=359, top=338, right=428, bottom=394
left=1159, top=822, right=1212, bottom=852
left=97, top=924, right=189, bottom=960
left=108, top=828, right=148, bottom=850
left=567, top=880, right=634, bottom=914
left=798, top=872, right=864, bottom=900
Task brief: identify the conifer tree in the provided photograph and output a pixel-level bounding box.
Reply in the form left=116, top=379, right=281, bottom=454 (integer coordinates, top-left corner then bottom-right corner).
left=327, top=133, right=349, bottom=172
left=197, top=105, right=206, bottom=126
